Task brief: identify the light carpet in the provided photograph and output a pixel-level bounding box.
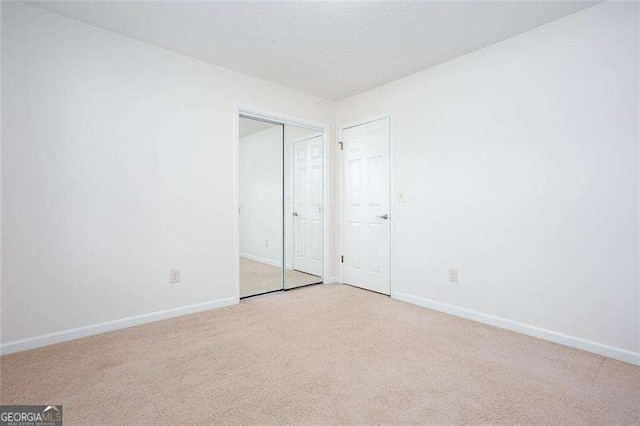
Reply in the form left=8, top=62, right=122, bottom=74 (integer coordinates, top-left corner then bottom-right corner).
left=1, top=284, right=639, bottom=424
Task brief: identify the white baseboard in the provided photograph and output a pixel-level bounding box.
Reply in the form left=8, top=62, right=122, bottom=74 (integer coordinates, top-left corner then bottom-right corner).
left=0, top=297, right=238, bottom=356
left=392, top=291, right=640, bottom=366
left=240, top=253, right=282, bottom=268
left=324, top=277, right=339, bottom=284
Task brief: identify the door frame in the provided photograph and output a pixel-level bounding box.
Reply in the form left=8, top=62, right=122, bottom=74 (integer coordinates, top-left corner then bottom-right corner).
left=233, top=106, right=331, bottom=300
left=338, top=115, right=394, bottom=296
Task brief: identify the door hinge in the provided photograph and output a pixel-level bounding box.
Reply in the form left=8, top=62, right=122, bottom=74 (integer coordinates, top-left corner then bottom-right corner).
left=341, top=255, right=344, bottom=263
left=338, top=141, right=343, bottom=151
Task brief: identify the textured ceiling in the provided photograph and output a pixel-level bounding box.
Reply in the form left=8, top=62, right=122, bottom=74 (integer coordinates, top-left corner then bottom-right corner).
left=29, top=1, right=597, bottom=100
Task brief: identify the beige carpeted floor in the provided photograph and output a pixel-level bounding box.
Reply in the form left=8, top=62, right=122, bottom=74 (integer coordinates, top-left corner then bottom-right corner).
left=240, top=257, right=321, bottom=298
left=1, top=284, right=639, bottom=424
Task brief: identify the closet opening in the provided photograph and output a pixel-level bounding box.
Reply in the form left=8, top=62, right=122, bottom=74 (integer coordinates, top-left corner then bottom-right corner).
left=237, top=113, right=326, bottom=299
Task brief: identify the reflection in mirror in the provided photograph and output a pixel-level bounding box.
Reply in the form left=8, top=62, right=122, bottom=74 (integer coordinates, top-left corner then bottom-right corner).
left=239, top=117, right=283, bottom=298
left=285, top=125, right=323, bottom=289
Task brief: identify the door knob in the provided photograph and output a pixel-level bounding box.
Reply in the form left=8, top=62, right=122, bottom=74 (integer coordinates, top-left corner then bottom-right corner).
left=377, top=214, right=389, bottom=220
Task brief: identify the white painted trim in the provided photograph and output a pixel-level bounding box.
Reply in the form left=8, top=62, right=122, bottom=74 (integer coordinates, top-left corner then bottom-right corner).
left=392, top=291, right=640, bottom=366
left=341, top=114, right=393, bottom=131
left=232, top=107, right=241, bottom=300
left=240, top=253, right=282, bottom=268
left=338, top=114, right=393, bottom=295
left=321, top=120, right=331, bottom=287
left=325, top=276, right=339, bottom=284
left=239, top=107, right=328, bottom=132
left=0, top=297, right=238, bottom=356
left=388, top=116, right=396, bottom=299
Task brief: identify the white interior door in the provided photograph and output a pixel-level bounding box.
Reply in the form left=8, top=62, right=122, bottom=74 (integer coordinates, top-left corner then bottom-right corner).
left=293, top=135, right=323, bottom=276
left=341, top=117, right=390, bottom=295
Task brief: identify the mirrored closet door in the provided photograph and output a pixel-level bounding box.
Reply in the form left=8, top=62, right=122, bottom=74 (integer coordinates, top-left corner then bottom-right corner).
left=284, top=125, right=324, bottom=290
left=238, top=115, right=324, bottom=298
left=239, top=116, right=284, bottom=298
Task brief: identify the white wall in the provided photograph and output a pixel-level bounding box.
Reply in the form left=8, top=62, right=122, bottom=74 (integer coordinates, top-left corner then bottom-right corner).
left=1, top=2, right=334, bottom=346
left=0, top=0, right=3, bottom=350
left=337, top=2, right=640, bottom=357
left=239, top=125, right=283, bottom=265
left=637, top=2, right=640, bottom=356
left=2, top=0, right=638, bottom=361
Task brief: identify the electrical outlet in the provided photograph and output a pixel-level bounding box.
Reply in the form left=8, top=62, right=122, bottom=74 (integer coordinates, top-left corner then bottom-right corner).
left=449, top=268, right=459, bottom=283
left=170, top=269, right=180, bottom=284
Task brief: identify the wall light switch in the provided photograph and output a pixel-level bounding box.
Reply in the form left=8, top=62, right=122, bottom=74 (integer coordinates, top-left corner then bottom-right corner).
left=449, top=268, right=459, bottom=283
left=170, top=269, right=180, bottom=284
left=398, top=191, right=406, bottom=203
